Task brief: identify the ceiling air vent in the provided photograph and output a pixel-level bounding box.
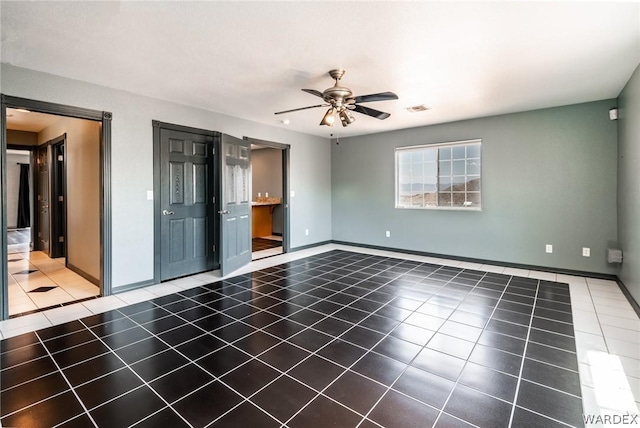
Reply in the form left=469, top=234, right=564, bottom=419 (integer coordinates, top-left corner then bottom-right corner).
left=405, top=104, right=430, bottom=113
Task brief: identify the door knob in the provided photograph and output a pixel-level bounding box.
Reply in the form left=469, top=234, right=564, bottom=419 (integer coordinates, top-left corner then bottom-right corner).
left=162, top=210, right=175, bottom=216
left=218, top=210, right=230, bottom=215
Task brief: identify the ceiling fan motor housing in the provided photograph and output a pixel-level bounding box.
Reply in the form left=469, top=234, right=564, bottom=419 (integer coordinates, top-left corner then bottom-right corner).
left=323, top=69, right=354, bottom=110
left=323, top=86, right=353, bottom=109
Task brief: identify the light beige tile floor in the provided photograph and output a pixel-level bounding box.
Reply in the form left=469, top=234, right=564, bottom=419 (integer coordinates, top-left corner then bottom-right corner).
left=7, top=251, right=100, bottom=315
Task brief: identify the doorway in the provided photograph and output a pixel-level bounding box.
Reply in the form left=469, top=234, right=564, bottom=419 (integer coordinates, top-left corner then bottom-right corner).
left=7, top=147, right=33, bottom=256
left=32, top=134, right=67, bottom=259
left=0, top=96, right=112, bottom=320
left=249, top=140, right=289, bottom=260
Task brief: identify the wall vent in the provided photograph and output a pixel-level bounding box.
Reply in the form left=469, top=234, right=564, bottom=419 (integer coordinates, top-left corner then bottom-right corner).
left=607, top=248, right=623, bottom=264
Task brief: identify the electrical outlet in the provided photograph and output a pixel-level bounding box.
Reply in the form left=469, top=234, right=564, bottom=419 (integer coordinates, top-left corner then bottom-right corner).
left=545, top=244, right=553, bottom=254
left=385, top=231, right=390, bottom=238
left=305, top=229, right=309, bottom=236
left=582, top=247, right=591, bottom=257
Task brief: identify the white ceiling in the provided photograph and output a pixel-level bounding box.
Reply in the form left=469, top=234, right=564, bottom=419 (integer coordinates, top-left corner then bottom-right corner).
left=1, top=2, right=639, bottom=138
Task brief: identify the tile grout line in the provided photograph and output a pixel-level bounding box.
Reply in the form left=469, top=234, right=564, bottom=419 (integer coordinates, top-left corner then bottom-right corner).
left=200, top=252, right=414, bottom=426
left=163, top=252, right=386, bottom=426
left=426, top=271, right=518, bottom=426
left=4, top=244, right=604, bottom=336
left=0, top=389, right=71, bottom=422
left=353, top=268, right=496, bottom=428
left=21, top=249, right=395, bottom=329
left=0, top=277, right=583, bottom=426
left=208, top=254, right=423, bottom=424
left=76, top=318, right=196, bottom=428
left=358, top=264, right=514, bottom=426
left=279, top=257, right=434, bottom=427
left=112, top=285, right=332, bottom=427
left=1, top=248, right=603, bottom=427
left=8, top=253, right=98, bottom=316
left=32, top=331, right=100, bottom=428
left=5, top=253, right=476, bottom=426
left=583, top=279, right=612, bottom=354
left=506, top=279, right=541, bottom=427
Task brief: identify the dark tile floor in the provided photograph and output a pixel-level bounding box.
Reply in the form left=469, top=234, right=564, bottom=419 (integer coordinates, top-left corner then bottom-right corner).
left=0, top=250, right=583, bottom=427
left=252, top=238, right=283, bottom=252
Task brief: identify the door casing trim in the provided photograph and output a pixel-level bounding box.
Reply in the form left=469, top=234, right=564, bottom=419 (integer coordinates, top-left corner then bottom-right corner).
left=0, top=94, right=112, bottom=320
left=49, top=134, right=67, bottom=259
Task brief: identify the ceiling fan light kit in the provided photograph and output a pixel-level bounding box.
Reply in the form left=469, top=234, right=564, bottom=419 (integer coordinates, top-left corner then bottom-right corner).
left=339, top=109, right=355, bottom=126
left=275, top=69, right=398, bottom=127
left=320, top=107, right=336, bottom=126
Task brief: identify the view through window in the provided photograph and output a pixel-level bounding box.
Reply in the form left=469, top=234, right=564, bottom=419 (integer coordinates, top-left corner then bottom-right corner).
left=395, top=139, right=482, bottom=210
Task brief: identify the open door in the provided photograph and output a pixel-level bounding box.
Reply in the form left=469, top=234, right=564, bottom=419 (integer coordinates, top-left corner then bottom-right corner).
left=35, top=144, right=50, bottom=255
left=219, top=134, right=252, bottom=276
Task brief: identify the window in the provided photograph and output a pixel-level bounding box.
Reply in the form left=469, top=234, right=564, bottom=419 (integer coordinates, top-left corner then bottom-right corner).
left=396, top=139, right=482, bottom=210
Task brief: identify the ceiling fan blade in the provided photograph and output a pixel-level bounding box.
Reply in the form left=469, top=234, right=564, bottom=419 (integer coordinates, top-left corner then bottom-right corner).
left=274, top=104, right=328, bottom=115
left=354, top=91, right=399, bottom=104
left=302, top=89, right=325, bottom=99
left=352, top=104, right=391, bottom=120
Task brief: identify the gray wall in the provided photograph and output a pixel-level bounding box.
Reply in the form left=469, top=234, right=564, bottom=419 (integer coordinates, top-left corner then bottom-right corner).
left=1, top=63, right=332, bottom=289
left=617, top=64, right=640, bottom=302
left=39, top=117, right=102, bottom=282
left=252, top=147, right=284, bottom=234
left=252, top=147, right=283, bottom=200
left=332, top=100, right=619, bottom=275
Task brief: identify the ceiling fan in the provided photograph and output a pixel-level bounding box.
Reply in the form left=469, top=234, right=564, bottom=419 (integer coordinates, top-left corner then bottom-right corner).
left=274, top=69, right=399, bottom=127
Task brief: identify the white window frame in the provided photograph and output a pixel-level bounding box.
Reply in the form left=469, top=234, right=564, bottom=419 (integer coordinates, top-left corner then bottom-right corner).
left=395, top=139, right=482, bottom=211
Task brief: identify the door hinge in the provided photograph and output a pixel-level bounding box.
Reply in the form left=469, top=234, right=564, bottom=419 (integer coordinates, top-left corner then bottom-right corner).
left=212, top=245, right=216, bottom=253
left=59, top=236, right=64, bottom=243
left=212, top=147, right=216, bottom=155
left=57, top=155, right=64, bottom=162
left=212, top=196, right=215, bottom=204
left=58, top=196, right=64, bottom=202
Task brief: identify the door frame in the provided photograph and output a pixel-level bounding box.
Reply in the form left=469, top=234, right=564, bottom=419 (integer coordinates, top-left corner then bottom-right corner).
left=243, top=136, right=291, bottom=253
left=7, top=144, right=36, bottom=249
left=0, top=95, right=112, bottom=320
left=152, top=120, right=219, bottom=284
left=49, top=134, right=67, bottom=259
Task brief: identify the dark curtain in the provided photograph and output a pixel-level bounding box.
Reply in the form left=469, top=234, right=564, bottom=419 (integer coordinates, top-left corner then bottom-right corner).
left=17, top=164, right=30, bottom=228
